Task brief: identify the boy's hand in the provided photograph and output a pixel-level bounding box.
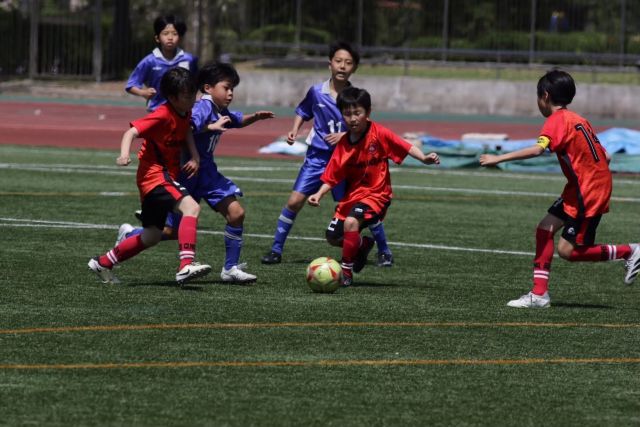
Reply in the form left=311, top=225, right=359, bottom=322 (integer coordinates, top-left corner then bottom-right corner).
left=208, top=116, right=232, bottom=132
left=479, top=154, right=500, bottom=167
left=324, top=132, right=345, bottom=146
left=254, top=111, right=275, bottom=121
left=116, top=156, right=131, bottom=166
left=182, top=158, right=200, bottom=179
left=142, top=88, right=156, bottom=101
left=307, top=193, right=321, bottom=207
left=286, top=131, right=298, bottom=145
left=423, top=152, right=440, bottom=165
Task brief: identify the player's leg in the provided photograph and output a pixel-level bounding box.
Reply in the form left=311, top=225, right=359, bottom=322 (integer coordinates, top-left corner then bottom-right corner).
left=368, top=220, right=393, bottom=267
left=554, top=214, right=639, bottom=284
left=215, top=196, right=257, bottom=283
left=340, top=216, right=364, bottom=287
left=263, top=154, right=326, bottom=264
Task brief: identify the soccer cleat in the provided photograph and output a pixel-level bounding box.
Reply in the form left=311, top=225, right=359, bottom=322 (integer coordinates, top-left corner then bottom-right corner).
left=221, top=265, right=257, bottom=283
left=115, top=223, right=135, bottom=246
left=88, top=257, right=120, bottom=284
left=134, top=210, right=143, bottom=223
left=341, top=268, right=353, bottom=287
left=624, top=244, right=640, bottom=285
left=353, top=236, right=375, bottom=273
left=261, top=251, right=282, bottom=265
left=377, top=252, right=394, bottom=267
left=507, top=291, right=550, bottom=309
left=176, top=262, right=212, bottom=286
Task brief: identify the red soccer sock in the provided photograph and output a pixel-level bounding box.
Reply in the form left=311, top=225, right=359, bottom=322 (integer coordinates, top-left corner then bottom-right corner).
left=178, top=215, right=198, bottom=270
left=98, top=234, right=146, bottom=269
left=568, top=244, right=632, bottom=262
left=532, top=228, right=555, bottom=296
left=341, top=230, right=361, bottom=274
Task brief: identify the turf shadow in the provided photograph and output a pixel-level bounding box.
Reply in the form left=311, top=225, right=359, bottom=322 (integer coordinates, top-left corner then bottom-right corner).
left=552, top=301, right=614, bottom=309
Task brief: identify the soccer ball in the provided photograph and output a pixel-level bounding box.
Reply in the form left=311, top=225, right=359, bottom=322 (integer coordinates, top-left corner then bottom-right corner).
left=306, top=257, right=342, bottom=293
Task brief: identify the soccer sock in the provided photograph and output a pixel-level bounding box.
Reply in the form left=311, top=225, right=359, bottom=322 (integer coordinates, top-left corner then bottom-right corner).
left=532, top=228, right=555, bottom=296
left=341, top=230, right=360, bottom=276
left=178, top=215, right=198, bottom=270
left=271, top=207, right=296, bottom=254
left=98, top=234, right=146, bottom=269
left=568, top=244, right=632, bottom=262
left=369, top=221, right=391, bottom=254
left=126, top=227, right=144, bottom=239
left=224, top=224, right=244, bottom=270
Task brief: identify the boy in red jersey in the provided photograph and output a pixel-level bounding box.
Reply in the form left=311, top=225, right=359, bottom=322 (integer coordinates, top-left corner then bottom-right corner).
left=480, top=69, right=640, bottom=308
left=308, top=87, right=440, bottom=286
left=88, top=67, right=211, bottom=286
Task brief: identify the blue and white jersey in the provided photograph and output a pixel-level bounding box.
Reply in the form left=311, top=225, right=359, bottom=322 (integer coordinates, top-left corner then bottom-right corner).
left=296, top=79, right=348, bottom=152
left=125, top=47, right=198, bottom=111
left=190, top=94, right=243, bottom=170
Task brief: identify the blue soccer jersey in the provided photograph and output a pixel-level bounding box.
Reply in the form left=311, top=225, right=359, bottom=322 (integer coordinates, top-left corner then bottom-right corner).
left=125, top=48, right=198, bottom=111
left=296, top=80, right=348, bottom=151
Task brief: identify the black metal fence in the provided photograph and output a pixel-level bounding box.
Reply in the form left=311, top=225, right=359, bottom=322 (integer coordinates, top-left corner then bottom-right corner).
left=2, top=0, right=639, bottom=81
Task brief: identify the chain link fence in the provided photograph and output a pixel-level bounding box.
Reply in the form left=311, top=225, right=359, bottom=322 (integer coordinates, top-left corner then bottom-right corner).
left=2, top=0, right=639, bottom=81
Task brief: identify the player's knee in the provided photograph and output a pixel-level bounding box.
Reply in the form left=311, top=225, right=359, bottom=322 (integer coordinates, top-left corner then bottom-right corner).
left=228, top=208, right=245, bottom=226
left=344, top=217, right=359, bottom=232
left=556, top=242, right=573, bottom=260
left=179, top=197, right=200, bottom=217
left=141, top=228, right=163, bottom=246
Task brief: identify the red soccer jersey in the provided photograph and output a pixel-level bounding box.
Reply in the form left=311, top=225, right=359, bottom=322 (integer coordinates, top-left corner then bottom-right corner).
left=321, top=121, right=412, bottom=220
left=131, top=104, right=191, bottom=199
left=540, top=109, right=611, bottom=218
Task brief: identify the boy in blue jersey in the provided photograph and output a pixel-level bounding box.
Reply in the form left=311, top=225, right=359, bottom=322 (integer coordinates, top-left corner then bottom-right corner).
left=126, top=15, right=198, bottom=112
left=120, top=62, right=274, bottom=283
left=261, top=41, right=394, bottom=267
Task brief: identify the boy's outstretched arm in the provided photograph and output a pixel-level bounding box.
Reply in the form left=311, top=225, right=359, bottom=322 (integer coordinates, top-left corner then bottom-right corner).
left=308, top=183, right=332, bottom=207
left=479, top=145, right=544, bottom=167
left=240, top=111, right=275, bottom=128
left=117, top=126, right=139, bottom=166
left=408, top=145, right=440, bottom=165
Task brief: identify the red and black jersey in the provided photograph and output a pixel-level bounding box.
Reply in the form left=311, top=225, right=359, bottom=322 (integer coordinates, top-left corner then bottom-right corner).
left=540, top=109, right=611, bottom=218
left=131, top=103, right=191, bottom=199
left=321, top=121, right=412, bottom=220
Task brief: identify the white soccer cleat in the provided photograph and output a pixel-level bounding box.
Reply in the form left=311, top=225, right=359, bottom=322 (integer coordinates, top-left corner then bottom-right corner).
left=507, top=291, right=550, bottom=309
left=115, top=223, right=135, bottom=246
left=176, top=262, right=212, bottom=286
left=221, top=265, right=257, bottom=283
left=88, top=257, right=120, bottom=284
left=624, top=244, right=640, bottom=285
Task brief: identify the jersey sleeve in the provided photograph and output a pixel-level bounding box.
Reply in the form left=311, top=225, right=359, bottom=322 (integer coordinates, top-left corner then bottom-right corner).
left=381, top=126, right=412, bottom=164
left=539, top=114, right=566, bottom=153
left=190, top=101, right=212, bottom=133
left=294, top=87, right=315, bottom=121
left=125, top=56, right=151, bottom=91
left=227, top=110, right=243, bottom=129
left=131, top=110, right=163, bottom=139
left=320, top=140, right=348, bottom=187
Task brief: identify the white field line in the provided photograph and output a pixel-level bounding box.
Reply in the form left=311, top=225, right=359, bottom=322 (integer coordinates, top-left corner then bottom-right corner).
left=0, top=217, right=534, bottom=257
left=1, top=162, right=639, bottom=202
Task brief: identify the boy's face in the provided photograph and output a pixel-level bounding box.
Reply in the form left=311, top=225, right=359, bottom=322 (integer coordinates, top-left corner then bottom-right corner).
left=341, top=105, right=370, bottom=135
left=168, top=90, right=196, bottom=115
left=537, top=91, right=552, bottom=117
left=155, top=24, right=179, bottom=52
left=329, top=49, right=356, bottom=83
left=205, top=80, right=235, bottom=109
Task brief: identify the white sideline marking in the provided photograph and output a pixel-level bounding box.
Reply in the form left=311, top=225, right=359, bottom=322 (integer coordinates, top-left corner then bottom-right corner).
left=0, top=217, right=534, bottom=257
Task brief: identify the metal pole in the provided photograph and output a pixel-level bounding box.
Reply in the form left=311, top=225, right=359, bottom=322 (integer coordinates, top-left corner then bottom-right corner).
left=28, top=0, right=39, bottom=79
left=294, top=0, right=302, bottom=55
left=441, top=0, right=449, bottom=62
left=529, top=0, right=536, bottom=64
left=356, top=0, right=363, bottom=48
left=620, top=0, right=626, bottom=67
left=93, top=0, right=103, bottom=82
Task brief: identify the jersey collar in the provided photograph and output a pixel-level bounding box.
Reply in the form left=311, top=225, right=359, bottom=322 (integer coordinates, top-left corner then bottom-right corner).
left=152, top=47, right=185, bottom=62
left=321, top=79, right=352, bottom=96
left=201, top=94, right=222, bottom=113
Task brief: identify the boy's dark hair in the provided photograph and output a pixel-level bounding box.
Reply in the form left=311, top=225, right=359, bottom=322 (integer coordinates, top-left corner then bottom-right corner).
left=197, top=62, right=240, bottom=93
left=160, top=67, right=196, bottom=99
left=154, top=15, right=187, bottom=37
left=337, top=86, right=371, bottom=112
left=329, top=41, right=360, bottom=68
left=537, top=69, right=576, bottom=106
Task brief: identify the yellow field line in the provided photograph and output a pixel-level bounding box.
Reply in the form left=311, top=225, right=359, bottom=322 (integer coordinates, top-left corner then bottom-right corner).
left=2, top=357, right=640, bottom=370
left=2, top=321, right=640, bottom=335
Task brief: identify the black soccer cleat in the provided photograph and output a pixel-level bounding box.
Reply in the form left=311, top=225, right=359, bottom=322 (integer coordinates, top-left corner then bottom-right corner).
left=377, top=252, right=394, bottom=267
left=353, top=236, right=375, bottom=273
left=261, top=251, right=282, bottom=265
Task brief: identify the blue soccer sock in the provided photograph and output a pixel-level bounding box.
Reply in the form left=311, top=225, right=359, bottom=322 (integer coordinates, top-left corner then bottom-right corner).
left=271, top=207, right=297, bottom=254
left=127, top=227, right=171, bottom=241
left=224, top=224, right=244, bottom=270
left=369, top=221, right=391, bottom=254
